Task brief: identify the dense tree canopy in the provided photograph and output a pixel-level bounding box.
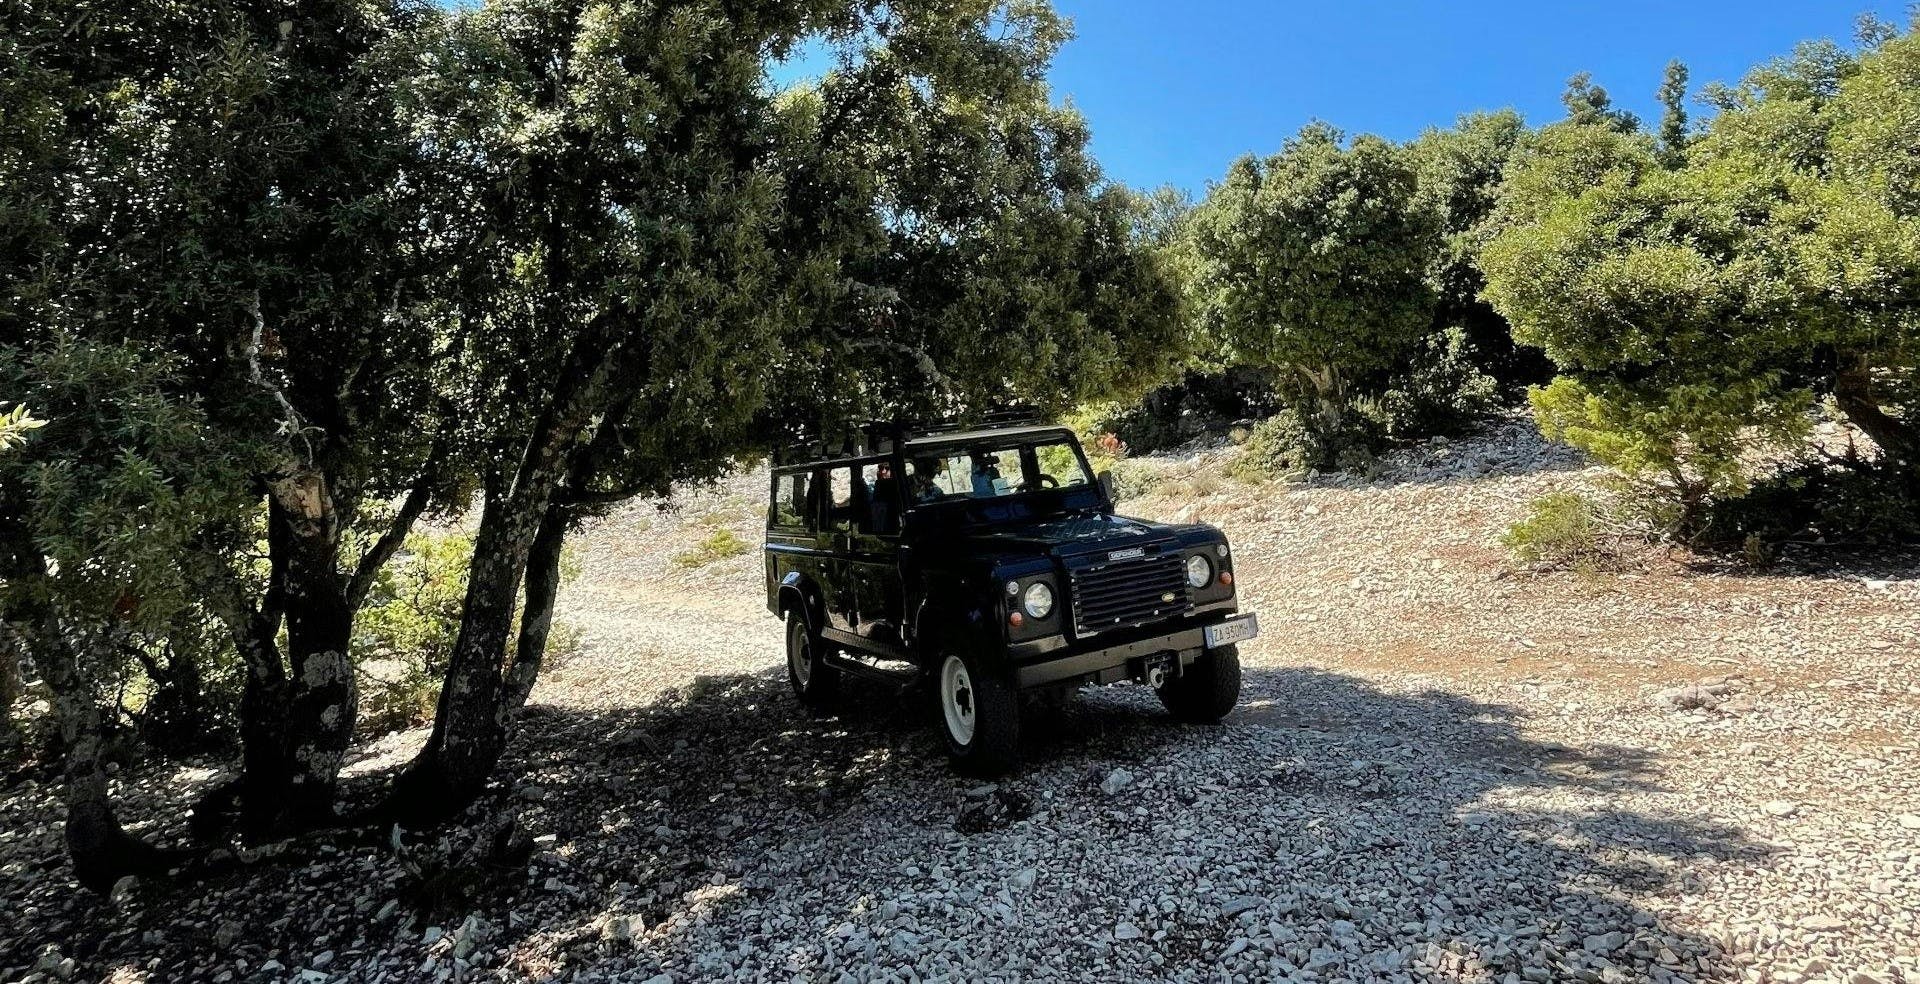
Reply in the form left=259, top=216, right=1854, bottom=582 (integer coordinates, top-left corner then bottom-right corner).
left=1480, top=24, right=1920, bottom=530
left=1184, top=123, right=1440, bottom=462
left=1, top=0, right=1194, bottom=871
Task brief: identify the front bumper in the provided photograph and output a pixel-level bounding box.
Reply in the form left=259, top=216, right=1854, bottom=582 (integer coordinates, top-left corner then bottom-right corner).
left=1010, top=611, right=1259, bottom=690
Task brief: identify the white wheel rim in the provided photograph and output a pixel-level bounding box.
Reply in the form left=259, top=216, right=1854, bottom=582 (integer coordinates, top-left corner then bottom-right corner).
left=941, top=655, right=976, bottom=746
left=790, top=629, right=811, bottom=688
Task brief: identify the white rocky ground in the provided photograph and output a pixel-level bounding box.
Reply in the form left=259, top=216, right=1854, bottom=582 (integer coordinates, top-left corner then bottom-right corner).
left=2, top=418, right=1917, bottom=984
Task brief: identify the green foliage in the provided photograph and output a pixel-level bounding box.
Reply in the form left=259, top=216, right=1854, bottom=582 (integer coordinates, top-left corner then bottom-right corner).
left=1501, top=492, right=1619, bottom=569
left=1706, top=460, right=1920, bottom=546
left=767, top=11, right=1190, bottom=429
left=1657, top=60, right=1692, bottom=165
left=358, top=533, right=477, bottom=673
left=0, top=340, right=261, bottom=633
left=1560, top=72, right=1640, bottom=132
left=1483, top=24, right=1920, bottom=540
left=674, top=527, right=752, bottom=569
left=0, top=404, right=45, bottom=452
left=1361, top=327, right=1501, bottom=439
left=1230, top=409, right=1380, bottom=480
left=354, top=528, right=583, bottom=734
left=1187, top=123, right=1439, bottom=467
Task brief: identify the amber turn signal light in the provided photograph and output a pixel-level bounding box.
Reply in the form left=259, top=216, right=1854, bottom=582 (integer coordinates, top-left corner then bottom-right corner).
left=1218, top=571, right=1233, bottom=587
left=1008, top=611, right=1025, bottom=628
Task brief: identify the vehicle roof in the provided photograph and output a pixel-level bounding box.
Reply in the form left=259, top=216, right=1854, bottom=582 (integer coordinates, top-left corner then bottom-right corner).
left=771, top=424, right=1075, bottom=472
left=902, top=423, right=1073, bottom=450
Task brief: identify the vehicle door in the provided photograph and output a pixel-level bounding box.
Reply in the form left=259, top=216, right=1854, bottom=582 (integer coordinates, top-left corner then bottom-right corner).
left=822, top=460, right=904, bottom=646
left=766, top=468, right=830, bottom=622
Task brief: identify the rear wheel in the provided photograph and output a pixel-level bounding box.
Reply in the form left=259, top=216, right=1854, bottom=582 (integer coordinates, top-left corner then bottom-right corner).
left=1156, top=644, right=1241, bottom=723
left=786, top=615, right=839, bottom=711
left=937, top=650, right=1020, bottom=776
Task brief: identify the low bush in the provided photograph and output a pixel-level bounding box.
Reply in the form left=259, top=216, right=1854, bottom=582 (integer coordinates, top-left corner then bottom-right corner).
left=1360, top=327, right=1501, bottom=439
left=357, top=531, right=475, bottom=733
left=674, top=526, right=752, bottom=568
left=1501, top=492, right=1620, bottom=568
left=1099, top=458, right=1166, bottom=501
left=1229, top=409, right=1381, bottom=479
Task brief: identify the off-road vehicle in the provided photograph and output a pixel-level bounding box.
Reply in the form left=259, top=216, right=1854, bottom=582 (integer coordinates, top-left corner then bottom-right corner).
left=764, top=417, right=1259, bottom=774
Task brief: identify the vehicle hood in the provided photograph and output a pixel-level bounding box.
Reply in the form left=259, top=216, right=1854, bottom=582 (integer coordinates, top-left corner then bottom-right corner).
left=957, top=512, right=1187, bottom=559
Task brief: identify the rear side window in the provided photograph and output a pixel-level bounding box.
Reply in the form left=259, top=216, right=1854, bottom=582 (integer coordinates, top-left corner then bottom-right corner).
left=771, top=472, right=814, bottom=530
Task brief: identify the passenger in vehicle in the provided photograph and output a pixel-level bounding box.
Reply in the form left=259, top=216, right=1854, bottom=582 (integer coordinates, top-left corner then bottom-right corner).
left=870, top=461, right=900, bottom=533
left=908, top=457, right=944, bottom=503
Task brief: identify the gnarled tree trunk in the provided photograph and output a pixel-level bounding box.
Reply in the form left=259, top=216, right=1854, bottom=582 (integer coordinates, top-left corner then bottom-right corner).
left=0, top=528, right=174, bottom=893
left=38, top=625, right=178, bottom=893
left=504, top=506, right=569, bottom=712
left=267, top=472, right=358, bottom=827
left=1835, top=356, right=1918, bottom=471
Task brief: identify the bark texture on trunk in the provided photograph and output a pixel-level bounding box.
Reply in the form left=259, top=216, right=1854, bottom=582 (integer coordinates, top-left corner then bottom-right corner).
left=38, top=627, right=177, bottom=893
left=267, top=472, right=358, bottom=827
left=381, top=356, right=606, bottom=826
left=1, top=625, right=19, bottom=737
left=0, top=532, right=175, bottom=893
left=1835, top=357, right=1918, bottom=470
left=504, top=506, right=569, bottom=713
left=381, top=488, right=543, bottom=825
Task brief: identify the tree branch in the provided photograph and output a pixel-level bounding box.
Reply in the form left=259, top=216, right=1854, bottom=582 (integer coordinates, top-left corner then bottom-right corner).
left=347, top=446, right=444, bottom=612
left=244, top=291, right=317, bottom=463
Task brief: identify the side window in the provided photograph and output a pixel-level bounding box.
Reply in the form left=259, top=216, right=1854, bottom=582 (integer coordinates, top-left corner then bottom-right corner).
left=771, top=472, right=814, bottom=530
left=825, top=466, right=866, bottom=533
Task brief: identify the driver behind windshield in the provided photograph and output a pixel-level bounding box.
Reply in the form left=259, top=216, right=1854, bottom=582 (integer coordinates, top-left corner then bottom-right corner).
left=970, top=454, right=1008, bottom=498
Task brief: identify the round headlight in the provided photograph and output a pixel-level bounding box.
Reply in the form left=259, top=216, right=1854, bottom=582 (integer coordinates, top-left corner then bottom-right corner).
left=1185, top=554, right=1213, bottom=588
left=1022, top=581, right=1055, bottom=619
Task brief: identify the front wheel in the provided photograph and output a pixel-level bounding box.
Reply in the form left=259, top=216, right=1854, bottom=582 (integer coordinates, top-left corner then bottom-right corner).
left=1156, top=644, right=1241, bottom=723
left=937, top=650, right=1020, bottom=776
left=786, top=616, right=840, bottom=711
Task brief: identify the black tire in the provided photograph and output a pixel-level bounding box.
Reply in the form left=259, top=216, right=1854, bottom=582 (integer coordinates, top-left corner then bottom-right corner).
left=936, top=649, right=1020, bottom=776
left=1157, top=644, right=1241, bottom=723
left=786, top=615, right=840, bottom=711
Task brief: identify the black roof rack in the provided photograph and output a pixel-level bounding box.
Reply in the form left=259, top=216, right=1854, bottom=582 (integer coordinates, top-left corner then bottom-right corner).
left=773, top=409, right=1055, bottom=466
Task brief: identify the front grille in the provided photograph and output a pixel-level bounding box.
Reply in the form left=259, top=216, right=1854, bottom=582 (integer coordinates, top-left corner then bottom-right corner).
left=1069, top=554, right=1192, bottom=637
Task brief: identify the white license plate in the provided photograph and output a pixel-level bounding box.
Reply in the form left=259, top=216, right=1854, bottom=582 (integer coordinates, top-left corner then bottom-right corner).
left=1204, top=614, right=1259, bottom=648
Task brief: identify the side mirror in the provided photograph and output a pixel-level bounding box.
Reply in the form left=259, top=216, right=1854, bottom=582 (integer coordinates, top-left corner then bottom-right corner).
left=1097, top=469, right=1116, bottom=501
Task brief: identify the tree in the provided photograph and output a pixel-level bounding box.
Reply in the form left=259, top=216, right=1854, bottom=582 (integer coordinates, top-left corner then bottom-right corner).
left=1560, top=72, right=1640, bottom=132
left=374, top=0, right=1185, bottom=826
left=1480, top=24, right=1920, bottom=535
left=1657, top=60, right=1691, bottom=166
left=373, top=0, right=863, bottom=824
left=1407, top=109, right=1544, bottom=393
left=1, top=0, right=467, bottom=850
left=0, top=342, right=260, bottom=891
left=1185, top=123, right=1440, bottom=465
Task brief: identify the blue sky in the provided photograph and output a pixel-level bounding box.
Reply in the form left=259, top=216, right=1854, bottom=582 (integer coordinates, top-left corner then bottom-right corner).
left=1040, top=1, right=1900, bottom=193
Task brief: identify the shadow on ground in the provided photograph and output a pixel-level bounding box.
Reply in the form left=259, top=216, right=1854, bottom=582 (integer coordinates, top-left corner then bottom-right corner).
left=1, top=666, right=1764, bottom=982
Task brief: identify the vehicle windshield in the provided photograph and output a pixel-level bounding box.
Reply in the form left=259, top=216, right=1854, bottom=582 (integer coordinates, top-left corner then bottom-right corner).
left=903, top=437, right=1095, bottom=505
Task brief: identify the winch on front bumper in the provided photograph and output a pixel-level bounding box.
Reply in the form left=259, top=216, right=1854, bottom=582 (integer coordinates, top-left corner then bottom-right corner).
left=1007, top=610, right=1260, bottom=690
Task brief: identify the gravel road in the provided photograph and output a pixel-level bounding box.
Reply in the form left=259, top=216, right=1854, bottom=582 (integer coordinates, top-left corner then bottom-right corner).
left=2, top=419, right=1916, bottom=983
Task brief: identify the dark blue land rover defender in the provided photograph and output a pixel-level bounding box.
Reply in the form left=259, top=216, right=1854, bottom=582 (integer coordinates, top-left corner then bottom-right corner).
left=765, top=419, right=1259, bottom=774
